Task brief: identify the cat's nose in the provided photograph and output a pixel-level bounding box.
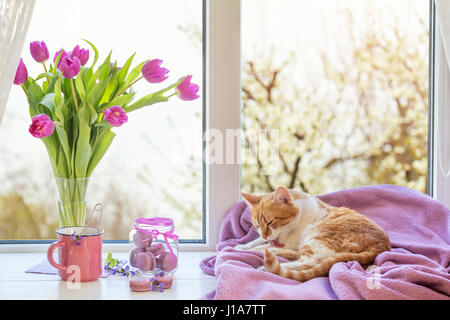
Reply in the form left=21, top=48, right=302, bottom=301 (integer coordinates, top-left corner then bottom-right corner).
left=262, top=231, right=270, bottom=240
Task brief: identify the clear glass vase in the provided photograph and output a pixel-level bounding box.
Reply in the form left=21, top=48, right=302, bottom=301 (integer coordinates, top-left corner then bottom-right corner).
left=55, top=177, right=90, bottom=227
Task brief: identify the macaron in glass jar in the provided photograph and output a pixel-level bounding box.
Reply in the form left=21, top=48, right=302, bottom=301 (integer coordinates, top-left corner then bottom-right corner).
left=129, top=217, right=179, bottom=276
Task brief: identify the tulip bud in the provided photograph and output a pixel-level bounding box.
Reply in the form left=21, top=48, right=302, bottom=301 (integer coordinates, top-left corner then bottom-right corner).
left=69, top=45, right=89, bottom=66
left=13, top=58, right=28, bottom=85
left=142, top=59, right=169, bottom=83
left=78, top=48, right=89, bottom=66
left=175, top=75, right=200, bottom=101
left=30, top=41, right=49, bottom=63
left=59, top=56, right=81, bottom=79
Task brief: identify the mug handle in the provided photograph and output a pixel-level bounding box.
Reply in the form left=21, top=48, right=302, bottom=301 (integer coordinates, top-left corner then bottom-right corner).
left=47, top=241, right=67, bottom=272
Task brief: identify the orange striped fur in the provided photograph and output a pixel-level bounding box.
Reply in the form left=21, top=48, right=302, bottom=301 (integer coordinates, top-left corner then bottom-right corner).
left=240, top=186, right=391, bottom=282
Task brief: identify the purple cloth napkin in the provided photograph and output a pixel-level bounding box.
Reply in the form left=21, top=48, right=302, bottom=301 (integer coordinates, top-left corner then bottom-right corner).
left=200, top=185, right=450, bottom=300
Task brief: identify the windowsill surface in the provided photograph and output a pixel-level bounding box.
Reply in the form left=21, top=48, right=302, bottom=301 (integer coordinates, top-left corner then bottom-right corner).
left=0, top=251, right=216, bottom=300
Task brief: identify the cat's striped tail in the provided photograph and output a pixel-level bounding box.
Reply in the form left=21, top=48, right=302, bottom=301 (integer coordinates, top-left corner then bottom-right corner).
left=263, top=248, right=377, bottom=282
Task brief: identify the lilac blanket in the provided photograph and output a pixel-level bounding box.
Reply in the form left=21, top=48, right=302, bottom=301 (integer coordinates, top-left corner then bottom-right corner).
left=200, top=185, right=450, bottom=300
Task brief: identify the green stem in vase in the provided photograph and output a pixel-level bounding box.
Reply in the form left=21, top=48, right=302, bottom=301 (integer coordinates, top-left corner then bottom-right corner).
left=55, top=178, right=89, bottom=227
left=70, top=78, right=79, bottom=112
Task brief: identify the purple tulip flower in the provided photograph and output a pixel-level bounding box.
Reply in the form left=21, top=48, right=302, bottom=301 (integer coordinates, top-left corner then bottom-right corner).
left=29, top=114, right=54, bottom=138
left=59, top=56, right=81, bottom=79
left=103, top=106, right=128, bottom=127
left=13, top=58, right=28, bottom=85
left=69, top=45, right=89, bottom=66
left=30, top=41, right=50, bottom=63
left=175, top=75, right=200, bottom=101
left=142, top=59, right=169, bottom=83
left=53, top=49, right=68, bottom=67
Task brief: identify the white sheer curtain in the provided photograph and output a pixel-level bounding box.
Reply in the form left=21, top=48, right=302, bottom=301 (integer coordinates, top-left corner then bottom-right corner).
left=0, top=0, right=35, bottom=125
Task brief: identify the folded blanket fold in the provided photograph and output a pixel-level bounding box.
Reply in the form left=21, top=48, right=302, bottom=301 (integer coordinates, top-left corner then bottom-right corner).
left=200, top=185, right=450, bottom=300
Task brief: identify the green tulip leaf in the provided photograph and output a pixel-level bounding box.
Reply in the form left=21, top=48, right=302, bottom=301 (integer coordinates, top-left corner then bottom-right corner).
left=82, top=39, right=99, bottom=69
left=125, top=93, right=168, bottom=113
left=117, top=53, right=136, bottom=84
left=118, top=61, right=145, bottom=94
left=124, top=77, right=185, bottom=112
left=81, top=68, right=94, bottom=91
left=100, top=92, right=135, bottom=111
left=86, top=129, right=115, bottom=177
left=54, top=105, right=65, bottom=124
left=45, top=73, right=59, bottom=95
left=42, top=134, right=58, bottom=176
left=27, top=81, right=44, bottom=117
left=74, top=105, right=92, bottom=178
left=53, top=50, right=64, bottom=76
left=99, top=74, right=119, bottom=105
left=55, top=125, right=72, bottom=177
left=56, top=148, right=69, bottom=178
left=35, top=72, right=54, bottom=81
left=86, top=80, right=108, bottom=108
left=54, top=77, right=63, bottom=105
left=86, top=101, right=99, bottom=125
left=96, top=51, right=112, bottom=82
left=75, top=75, right=86, bottom=100
left=39, top=93, right=56, bottom=117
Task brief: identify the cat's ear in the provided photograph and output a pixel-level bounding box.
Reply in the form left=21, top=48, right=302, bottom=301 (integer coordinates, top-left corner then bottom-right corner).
left=242, top=192, right=262, bottom=206
left=273, top=186, right=294, bottom=205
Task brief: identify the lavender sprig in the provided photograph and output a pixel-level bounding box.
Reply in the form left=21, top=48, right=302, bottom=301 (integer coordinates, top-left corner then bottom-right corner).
left=149, top=275, right=166, bottom=293
left=103, top=253, right=135, bottom=277
left=70, top=231, right=83, bottom=246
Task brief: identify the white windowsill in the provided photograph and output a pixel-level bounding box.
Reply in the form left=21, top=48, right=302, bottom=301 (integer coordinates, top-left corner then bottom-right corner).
left=0, top=251, right=216, bottom=300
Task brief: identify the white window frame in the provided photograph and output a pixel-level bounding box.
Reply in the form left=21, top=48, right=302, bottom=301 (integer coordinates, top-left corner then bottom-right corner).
left=201, top=0, right=241, bottom=251
left=180, top=0, right=241, bottom=252
left=0, top=0, right=241, bottom=253
left=431, top=0, right=450, bottom=208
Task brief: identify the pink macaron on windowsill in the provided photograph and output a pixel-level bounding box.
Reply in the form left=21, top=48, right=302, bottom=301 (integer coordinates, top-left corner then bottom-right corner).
left=129, top=272, right=174, bottom=292
left=129, top=217, right=179, bottom=276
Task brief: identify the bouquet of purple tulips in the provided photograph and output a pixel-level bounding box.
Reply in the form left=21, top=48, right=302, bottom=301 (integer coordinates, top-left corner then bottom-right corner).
left=13, top=39, right=199, bottom=227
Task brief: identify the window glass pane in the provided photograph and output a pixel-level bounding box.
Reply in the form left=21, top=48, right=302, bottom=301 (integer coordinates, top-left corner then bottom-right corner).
left=241, top=0, right=429, bottom=195
left=0, top=0, right=203, bottom=241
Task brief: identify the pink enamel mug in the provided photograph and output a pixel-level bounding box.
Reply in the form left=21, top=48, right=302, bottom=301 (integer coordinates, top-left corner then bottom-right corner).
left=47, top=226, right=104, bottom=282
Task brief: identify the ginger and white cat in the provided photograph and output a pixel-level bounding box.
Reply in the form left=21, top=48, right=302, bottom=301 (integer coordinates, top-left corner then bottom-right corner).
left=236, top=186, right=391, bottom=282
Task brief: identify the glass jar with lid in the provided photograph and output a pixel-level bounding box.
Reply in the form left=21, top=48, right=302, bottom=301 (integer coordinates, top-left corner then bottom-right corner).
left=129, top=217, right=178, bottom=276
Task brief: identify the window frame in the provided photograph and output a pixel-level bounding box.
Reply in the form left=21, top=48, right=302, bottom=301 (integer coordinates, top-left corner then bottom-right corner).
left=428, top=0, right=436, bottom=198
left=430, top=0, right=450, bottom=207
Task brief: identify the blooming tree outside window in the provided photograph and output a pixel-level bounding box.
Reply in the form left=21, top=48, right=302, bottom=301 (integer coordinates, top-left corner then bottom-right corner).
left=241, top=0, right=429, bottom=195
